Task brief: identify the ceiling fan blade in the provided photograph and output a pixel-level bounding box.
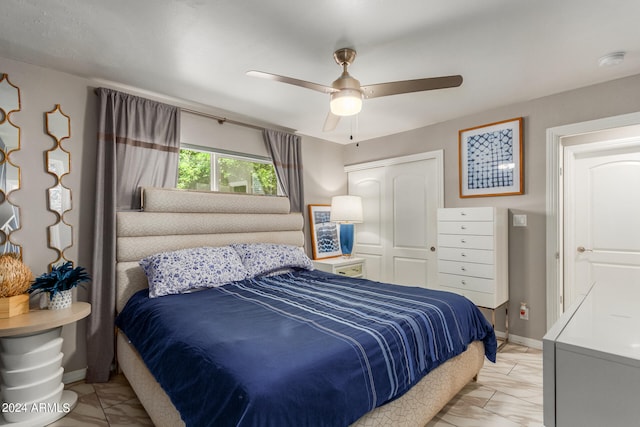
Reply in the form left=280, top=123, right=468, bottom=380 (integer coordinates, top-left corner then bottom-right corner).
left=323, top=111, right=340, bottom=132
left=360, top=75, right=463, bottom=99
left=247, top=70, right=338, bottom=94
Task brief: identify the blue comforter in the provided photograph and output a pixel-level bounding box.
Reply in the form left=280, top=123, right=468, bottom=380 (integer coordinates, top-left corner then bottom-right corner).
left=116, top=270, right=496, bottom=427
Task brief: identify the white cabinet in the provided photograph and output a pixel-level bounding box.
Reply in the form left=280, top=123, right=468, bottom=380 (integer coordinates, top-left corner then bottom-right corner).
left=313, top=257, right=366, bottom=278
left=543, top=281, right=640, bottom=427
left=436, top=207, right=508, bottom=309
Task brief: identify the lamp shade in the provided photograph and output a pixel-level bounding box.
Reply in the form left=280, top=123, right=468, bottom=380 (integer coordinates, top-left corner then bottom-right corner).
left=329, top=89, right=363, bottom=116
left=330, top=195, right=363, bottom=223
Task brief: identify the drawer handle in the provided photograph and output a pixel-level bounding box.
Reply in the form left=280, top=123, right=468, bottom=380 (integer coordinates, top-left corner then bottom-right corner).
left=460, top=212, right=466, bottom=216
left=461, top=280, right=466, bottom=285
left=460, top=225, right=466, bottom=230
left=461, top=266, right=466, bottom=271
left=461, top=253, right=467, bottom=257
left=460, top=239, right=466, bottom=243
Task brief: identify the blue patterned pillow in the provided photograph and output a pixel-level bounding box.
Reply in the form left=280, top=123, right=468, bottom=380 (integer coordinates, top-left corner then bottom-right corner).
left=140, top=246, right=248, bottom=298
left=231, top=243, right=314, bottom=278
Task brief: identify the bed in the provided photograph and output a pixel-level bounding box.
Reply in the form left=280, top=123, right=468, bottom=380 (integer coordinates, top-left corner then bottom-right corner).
left=114, top=187, right=496, bottom=427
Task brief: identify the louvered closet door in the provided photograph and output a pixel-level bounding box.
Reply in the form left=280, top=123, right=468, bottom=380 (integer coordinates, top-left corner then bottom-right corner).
left=347, top=152, right=443, bottom=288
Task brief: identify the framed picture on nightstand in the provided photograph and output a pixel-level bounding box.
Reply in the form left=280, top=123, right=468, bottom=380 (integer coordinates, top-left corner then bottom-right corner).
left=308, top=204, right=341, bottom=259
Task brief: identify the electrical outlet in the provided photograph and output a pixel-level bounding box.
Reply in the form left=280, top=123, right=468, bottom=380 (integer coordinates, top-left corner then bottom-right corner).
left=519, top=302, right=529, bottom=320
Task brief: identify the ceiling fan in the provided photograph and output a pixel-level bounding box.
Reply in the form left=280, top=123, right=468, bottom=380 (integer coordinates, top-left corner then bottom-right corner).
left=247, top=48, right=463, bottom=131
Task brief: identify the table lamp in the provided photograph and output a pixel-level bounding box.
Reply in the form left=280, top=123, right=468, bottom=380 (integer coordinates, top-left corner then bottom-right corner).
left=330, top=195, right=363, bottom=257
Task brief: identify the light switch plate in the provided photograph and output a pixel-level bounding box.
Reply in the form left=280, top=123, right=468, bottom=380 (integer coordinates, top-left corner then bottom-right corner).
left=513, top=214, right=527, bottom=227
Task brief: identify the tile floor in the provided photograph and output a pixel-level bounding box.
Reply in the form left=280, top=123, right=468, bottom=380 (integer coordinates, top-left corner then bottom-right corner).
left=426, top=343, right=543, bottom=427
left=52, top=343, right=542, bottom=426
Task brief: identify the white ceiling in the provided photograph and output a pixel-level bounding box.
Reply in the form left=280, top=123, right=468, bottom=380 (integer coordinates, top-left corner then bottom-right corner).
left=1, top=0, right=639, bottom=144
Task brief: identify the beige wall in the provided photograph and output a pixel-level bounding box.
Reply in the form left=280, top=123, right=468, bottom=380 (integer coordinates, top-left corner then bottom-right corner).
left=343, top=73, right=640, bottom=340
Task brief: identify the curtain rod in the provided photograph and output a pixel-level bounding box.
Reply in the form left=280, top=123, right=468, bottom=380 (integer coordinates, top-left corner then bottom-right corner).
left=180, top=108, right=265, bottom=132
left=93, top=87, right=266, bottom=133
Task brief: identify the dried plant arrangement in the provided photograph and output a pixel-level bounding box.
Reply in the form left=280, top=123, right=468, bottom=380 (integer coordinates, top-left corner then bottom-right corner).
left=0, top=253, right=33, bottom=298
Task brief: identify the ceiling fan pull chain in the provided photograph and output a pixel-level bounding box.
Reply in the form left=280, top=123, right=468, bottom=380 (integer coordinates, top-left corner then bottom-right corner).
left=350, top=114, right=359, bottom=141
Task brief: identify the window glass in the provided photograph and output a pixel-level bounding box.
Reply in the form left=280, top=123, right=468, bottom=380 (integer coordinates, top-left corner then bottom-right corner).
left=178, top=147, right=279, bottom=196
left=178, top=148, right=211, bottom=190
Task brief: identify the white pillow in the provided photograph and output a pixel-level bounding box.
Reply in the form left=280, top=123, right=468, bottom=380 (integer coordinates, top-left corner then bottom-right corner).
left=140, top=246, right=248, bottom=298
left=230, top=243, right=314, bottom=278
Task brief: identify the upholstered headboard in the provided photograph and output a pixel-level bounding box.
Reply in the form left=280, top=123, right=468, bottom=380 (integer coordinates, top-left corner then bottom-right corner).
left=115, top=188, right=304, bottom=312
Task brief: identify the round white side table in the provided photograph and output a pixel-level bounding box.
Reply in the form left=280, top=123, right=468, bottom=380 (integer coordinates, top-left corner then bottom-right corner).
left=0, top=302, right=91, bottom=426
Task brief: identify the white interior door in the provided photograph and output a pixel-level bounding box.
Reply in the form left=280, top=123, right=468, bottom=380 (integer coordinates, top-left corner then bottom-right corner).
left=347, top=151, right=443, bottom=287
left=384, top=160, right=439, bottom=287
left=564, top=142, right=640, bottom=308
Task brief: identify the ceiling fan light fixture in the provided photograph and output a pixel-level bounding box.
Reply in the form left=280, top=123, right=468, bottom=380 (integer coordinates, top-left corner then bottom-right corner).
left=330, top=89, right=363, bottom=116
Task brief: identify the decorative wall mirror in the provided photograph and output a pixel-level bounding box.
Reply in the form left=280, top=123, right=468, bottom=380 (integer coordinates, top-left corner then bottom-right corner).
left=45, top=104, right=72, bottom=267
left=0, top=73, right=22, bottom=257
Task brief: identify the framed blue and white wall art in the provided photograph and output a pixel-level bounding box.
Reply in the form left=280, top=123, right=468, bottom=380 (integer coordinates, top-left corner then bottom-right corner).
left=458, top=117, right=523, bottom=198
left=307, top=204, right=342, bottom=259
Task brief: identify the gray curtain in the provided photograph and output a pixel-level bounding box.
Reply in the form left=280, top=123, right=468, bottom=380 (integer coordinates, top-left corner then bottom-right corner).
left=87, top=88, right=180, bottom=383
left=263, top=129, right=304, bottom=212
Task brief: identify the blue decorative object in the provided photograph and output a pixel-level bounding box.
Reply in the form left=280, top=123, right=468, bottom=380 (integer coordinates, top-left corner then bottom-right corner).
left=330, top=195, right=363, bottom=258
left=28, top=261, right=91, bottom=300
left=339, top=223, right=355, bottom=256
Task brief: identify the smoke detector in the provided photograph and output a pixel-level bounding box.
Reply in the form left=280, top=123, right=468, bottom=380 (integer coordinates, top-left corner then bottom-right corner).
left=598, top=51, right=626, bottom=67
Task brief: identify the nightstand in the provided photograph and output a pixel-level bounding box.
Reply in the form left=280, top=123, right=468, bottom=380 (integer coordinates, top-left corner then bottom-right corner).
left=312, top=257, right=366, bottom=278
left=0, top=302, right=91, bottom=426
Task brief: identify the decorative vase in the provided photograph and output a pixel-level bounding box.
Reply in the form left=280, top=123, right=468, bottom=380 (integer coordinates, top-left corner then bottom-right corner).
left=48, top=290, right=72, bottom=310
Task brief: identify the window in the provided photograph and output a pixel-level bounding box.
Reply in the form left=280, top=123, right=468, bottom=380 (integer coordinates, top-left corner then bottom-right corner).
left=178, top=145, right=280, bottom=195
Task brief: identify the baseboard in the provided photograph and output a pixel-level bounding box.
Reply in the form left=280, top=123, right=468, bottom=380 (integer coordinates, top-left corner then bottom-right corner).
left=506, top=334, right=543, bottom=350
left=63, top=368, right=87, bottom=384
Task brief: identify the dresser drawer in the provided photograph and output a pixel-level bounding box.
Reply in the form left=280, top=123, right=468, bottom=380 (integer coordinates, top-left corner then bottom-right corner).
left=334, top=263, right=364, bottom=277
left=438, top=260, right=494, bottom=279
left=437, top=207, right=495, bottom=222
left=439, top=273, right=495, bottom=294
left=448, top=287, right=503, bottom=309
left=437, top=221, right=494, bottom=236
left=438, top=234, right=494, bottom=250
left=438, top=247, right=494, bottom=264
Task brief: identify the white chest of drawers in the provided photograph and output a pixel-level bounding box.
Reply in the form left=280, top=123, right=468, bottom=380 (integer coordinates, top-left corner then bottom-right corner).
left=436, top=207, right=508, bottom=309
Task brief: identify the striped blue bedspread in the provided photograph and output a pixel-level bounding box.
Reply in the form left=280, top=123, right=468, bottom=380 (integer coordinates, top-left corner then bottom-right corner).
left=116, top=269, right=496, bottom=427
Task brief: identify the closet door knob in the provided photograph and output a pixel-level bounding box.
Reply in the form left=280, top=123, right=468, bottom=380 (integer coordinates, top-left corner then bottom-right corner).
left=577, top=246, right=593, bottom=253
